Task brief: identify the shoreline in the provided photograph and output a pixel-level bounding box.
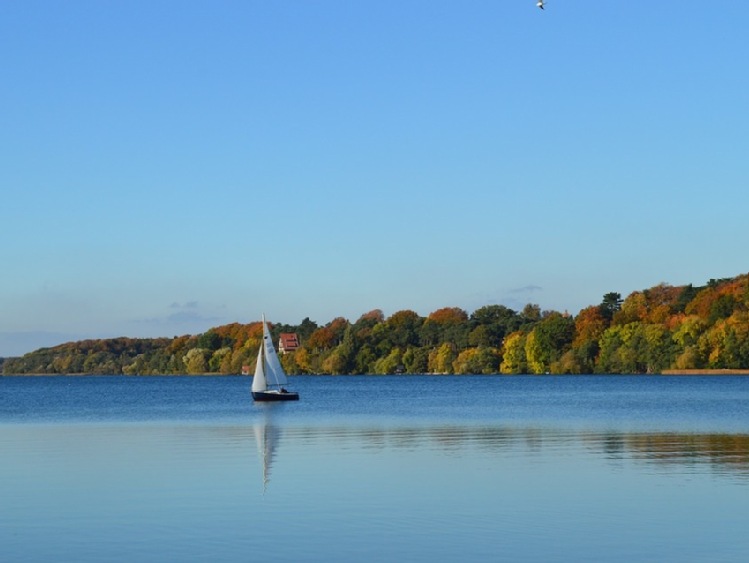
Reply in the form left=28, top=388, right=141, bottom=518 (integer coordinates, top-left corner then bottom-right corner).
left=660, top=369, right=749, bottom=375
left=4, top=370, right=749, bottom=377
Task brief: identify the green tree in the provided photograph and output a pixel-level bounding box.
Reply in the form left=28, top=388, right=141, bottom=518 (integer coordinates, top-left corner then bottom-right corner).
left=402, top=347, right=429, bottom=373
left=355, top=345, right=377, bottom=374
left=596, top=322, right=673, bottom=374
left=525, top=313, right=575, bottom=373
left=373, top=348, right=403, bottom=374
left=641, top=323, right=674, bottom=373
left=520, top=304, right=542, bottom=324
left=469, top=305, right=520, bottom=346
left=599, top=292, right=622, bottom=321
left=386, top=310, right=423, bottom=348
left=597, top=325, right=632, bottom=373
left=197, top=330, right=223, bottom=351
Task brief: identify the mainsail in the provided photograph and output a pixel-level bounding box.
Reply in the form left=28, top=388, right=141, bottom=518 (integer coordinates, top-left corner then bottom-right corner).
left=262, top=317, right=288, bottom=387
left=251, top=314, right=288, bottom=393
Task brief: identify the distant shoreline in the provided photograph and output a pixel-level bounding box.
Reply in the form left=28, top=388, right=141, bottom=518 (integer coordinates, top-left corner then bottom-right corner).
left=660, top=369, right=749, bottom=375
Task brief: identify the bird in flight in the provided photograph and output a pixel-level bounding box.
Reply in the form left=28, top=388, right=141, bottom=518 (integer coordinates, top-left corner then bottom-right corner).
left=537, top=0, right=545, bottom=9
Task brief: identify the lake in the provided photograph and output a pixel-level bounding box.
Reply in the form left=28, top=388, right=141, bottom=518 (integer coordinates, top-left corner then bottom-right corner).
left=2, top=375, right=749, bottom=562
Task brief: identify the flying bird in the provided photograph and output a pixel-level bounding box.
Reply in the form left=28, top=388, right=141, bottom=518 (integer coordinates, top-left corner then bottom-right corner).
left=537, top=0, right=544, bottom=8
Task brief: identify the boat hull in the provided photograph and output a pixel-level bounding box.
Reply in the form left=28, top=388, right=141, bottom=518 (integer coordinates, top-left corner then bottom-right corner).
left=252, top=390, right=299, bottom=402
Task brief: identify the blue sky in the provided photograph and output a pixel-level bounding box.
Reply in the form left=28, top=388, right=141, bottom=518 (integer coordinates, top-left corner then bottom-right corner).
left=2, top=1, right=748, bottom=357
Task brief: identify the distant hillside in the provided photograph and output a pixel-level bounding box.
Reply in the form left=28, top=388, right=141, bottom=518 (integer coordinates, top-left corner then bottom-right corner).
left=3, top=273, right=749, bottom=376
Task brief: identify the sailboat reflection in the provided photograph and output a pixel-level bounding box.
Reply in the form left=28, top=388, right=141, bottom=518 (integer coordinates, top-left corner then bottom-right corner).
left=253, top=415, right=280, bottom=494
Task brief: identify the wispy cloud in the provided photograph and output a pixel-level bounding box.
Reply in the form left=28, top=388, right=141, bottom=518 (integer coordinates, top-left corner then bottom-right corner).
left=510, top=284, right=543, bottom=294
left=166, top=310, right=223, bottom=324
left=169, top=301, right=199, bottom=310
left=134, top=301, right=225, bottom=331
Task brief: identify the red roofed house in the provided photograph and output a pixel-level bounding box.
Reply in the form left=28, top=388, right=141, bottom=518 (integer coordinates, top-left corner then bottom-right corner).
left=279, top=333, right=300, bottom=354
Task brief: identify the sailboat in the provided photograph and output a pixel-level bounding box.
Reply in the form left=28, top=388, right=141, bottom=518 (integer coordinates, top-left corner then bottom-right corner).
left=251, top=315, right=299, bottom=401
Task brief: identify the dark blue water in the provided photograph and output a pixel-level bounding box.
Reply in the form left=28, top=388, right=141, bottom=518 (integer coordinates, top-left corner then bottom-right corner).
left=3, top=375, right=748, bottom=431
left=2, top=375, right=749, bottom=562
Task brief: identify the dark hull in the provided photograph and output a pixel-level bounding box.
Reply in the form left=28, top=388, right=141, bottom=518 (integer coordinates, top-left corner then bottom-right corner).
left=252, top=391, right=299, bottom=402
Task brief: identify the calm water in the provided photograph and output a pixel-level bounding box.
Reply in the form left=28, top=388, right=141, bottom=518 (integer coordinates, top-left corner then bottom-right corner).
left=2, top=375, right=749, bottom=562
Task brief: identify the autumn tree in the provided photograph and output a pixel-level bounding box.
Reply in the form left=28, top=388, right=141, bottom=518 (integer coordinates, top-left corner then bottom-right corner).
left=184, top=348, right=209, bottom=374
left=7, top=272, right=749, bottom=376
left=500, top=331, right=527, bottom=374
left=305, top=318, right=350, bottom=352
left=570, top=306, right=608, bottom=373
left=345, top=310, right=383, bottom=351
left=671, top=315, right=707, bottom=369
left=697, top=313, right=749, bottom=369
left=453, top=347, right=501, bottom=374
left=428, top=343, right=456, bottom=374
left=322, top=347, right=350, bottom=375
left=418, top=307, right=468, bottom=348
left=209, top=347, right=231, bottom=372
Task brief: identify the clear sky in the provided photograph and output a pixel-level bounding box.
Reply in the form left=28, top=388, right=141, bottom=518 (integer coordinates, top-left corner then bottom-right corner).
left=2, top=1, right=748, bottom=357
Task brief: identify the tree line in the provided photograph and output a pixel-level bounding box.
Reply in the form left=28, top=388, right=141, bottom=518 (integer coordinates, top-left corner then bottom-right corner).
left=3, top=273, right=749, bottom=375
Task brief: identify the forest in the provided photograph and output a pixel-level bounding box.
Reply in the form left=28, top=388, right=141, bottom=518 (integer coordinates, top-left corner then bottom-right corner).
left=3, top=273, right=749, bottom=376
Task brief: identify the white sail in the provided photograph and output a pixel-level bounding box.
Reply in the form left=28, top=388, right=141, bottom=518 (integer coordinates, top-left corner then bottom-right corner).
left=251, top=342, right=266, bottom=392
left=262, top=315, right=288, bottom=387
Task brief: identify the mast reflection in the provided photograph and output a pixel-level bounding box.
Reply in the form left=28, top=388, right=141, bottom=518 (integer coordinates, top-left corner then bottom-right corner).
left=253, top=411, right=281, bottom=494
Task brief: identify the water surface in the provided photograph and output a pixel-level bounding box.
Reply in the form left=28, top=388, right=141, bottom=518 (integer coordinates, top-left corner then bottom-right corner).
left=2, top=375, right=748, bottom=562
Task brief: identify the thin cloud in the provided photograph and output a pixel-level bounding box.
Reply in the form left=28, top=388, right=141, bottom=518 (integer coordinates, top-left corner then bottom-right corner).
left=166, top=310, right=223, bottom=324
left=135, top=302, right=225, bottom=328
left=510, top=284, right=543, bottom=294
left=169, top=301, right=200, bottom=309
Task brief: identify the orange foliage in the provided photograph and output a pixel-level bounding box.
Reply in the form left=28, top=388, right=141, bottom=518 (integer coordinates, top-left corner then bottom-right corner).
left=167, top=335, right=193, bottom=353
left=642, top=284, right=684, bottom=323
left=387, top=310, right=421, bottom=326
left=357, top=309, right=384, bottom=323
left=665, top=312, right=687, bottom=331
left=427, top=307, right=468, bottom=324
left=616, top=284, right=686, bottom=325
left=644, top=283, right=683, bottom=307
left=686, top=276, right=749, bottom=320
left=306, top=319, right=349, bottom=351
left=328, top=317, right=350, bottom=334
left=573, top=306, right=607, bottom=346
left=212, top=322, right=262, bottom=349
